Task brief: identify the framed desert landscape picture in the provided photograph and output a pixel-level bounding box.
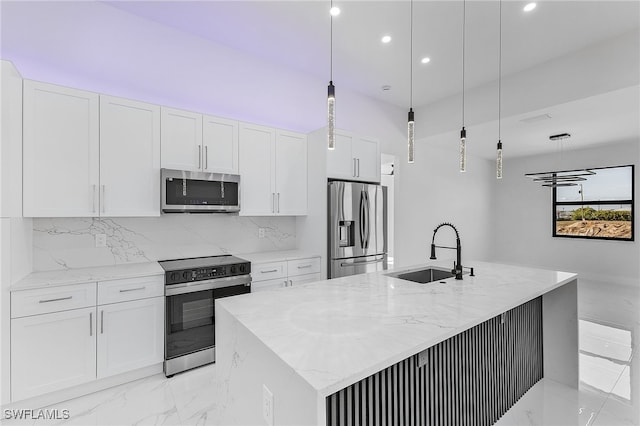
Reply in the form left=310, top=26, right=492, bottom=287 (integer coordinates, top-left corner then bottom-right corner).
left=553, top=165, right=634, bottom=241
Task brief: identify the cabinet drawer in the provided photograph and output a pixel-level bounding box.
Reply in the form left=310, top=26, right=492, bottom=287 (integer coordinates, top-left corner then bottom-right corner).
left=251, top=277, right=287, bottom=292
left=12, top=283, right=97, bottom=318
left=288, top=257, right=321, bottom=277
left=290, top=273, right=321, bottom=286
left=98, top=275, right=164, bottom=305
left=251, top=261, right=287, bottom=282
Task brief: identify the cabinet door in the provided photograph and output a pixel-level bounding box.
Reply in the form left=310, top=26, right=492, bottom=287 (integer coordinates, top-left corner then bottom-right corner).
left=23, top=81, right=99, bottom=217
left=1, top=61, right=23, bottom=218
left=289, top=273, right=321, bottom=287
left=97, top=297, right=164, bottom=379
left=160, top=107, right=203, bottom=171
left=100, top=96, right=161, bottom=217
left=239, top=123, right=275, bottom=216
left=203, top=115, right=239, bottom=174
left=326, top=130, right=355, bottom=180
left=353, top=136, right=380, bottom=183
left=275, top=130, right=307, bottom=215
left=11, top=307, right=96, bottom=400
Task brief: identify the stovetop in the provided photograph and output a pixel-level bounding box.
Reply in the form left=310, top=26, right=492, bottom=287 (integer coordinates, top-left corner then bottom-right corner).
left=158, top=255, right=248, bottom=271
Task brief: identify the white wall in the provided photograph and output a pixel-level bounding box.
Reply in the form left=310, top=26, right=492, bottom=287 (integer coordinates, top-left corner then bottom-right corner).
left=394, top=134, right=495, bottom=269
left=492, top=141, right=639, bottom=287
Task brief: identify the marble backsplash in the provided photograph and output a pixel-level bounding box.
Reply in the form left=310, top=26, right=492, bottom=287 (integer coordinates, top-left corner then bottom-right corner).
left=33, top=215, right=296, bottom=271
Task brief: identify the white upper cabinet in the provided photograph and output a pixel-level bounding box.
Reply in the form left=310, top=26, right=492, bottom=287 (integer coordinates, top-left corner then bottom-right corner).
left=100, top=96, right=160, bottom=217
left=275, top=130, right=307, bottom=215
left=23, top=80, right=100, bottom=217
left=239, top=123, right=275, bottom=216
left=202, top=114, right=239, bottom=174
left=239, top=123, right=307, bottom=216
left=326, top=130, right=355, bottom=181
left=23, top=81, right=161, bottom=218
left=352, top=135, right=380, bottom=183
left=160, top=107, right=203, bottom=172
left=326, top=129, right=380, bottom=183
left=161, top=108, right=239, bottom=174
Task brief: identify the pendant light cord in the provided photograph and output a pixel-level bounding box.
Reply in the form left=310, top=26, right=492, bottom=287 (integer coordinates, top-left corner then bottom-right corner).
left=462, top=0, right=466, bottom=126
left=330, top=0, right=333, bottom=81
left=410, top=0, right=413, bottom=108
left=498, top=0, right=502, bottom=140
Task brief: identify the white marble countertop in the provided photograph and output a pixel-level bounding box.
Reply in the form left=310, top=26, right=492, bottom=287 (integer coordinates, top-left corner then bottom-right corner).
left=10, top=262, right=164, bottom=291
left=217, top=260, right=577, bottom=397
left=236, top=249, right=320, bottom=264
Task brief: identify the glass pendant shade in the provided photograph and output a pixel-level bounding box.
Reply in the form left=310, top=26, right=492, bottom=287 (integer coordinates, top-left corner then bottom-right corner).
left=407, top=108, right=415, bottom=163
left=327, top=81, right=336, bottom=150
left=496, top=140, right=503, bottom=179
left=459, top=127, right=467, bottom=172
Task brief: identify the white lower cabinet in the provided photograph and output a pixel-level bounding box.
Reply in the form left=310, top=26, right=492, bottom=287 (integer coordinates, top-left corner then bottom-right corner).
left=251, top=256, right=321, bottom=292
left=97, top=297, right=164, bottom=378
left=11, top=307, right=97, bottom=401
left=10, top=276, right=164, bottom=402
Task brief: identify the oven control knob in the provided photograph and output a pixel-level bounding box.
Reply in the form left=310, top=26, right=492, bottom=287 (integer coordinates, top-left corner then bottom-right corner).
left=239, top=265, right=246, bottom=273
left=230, top=265, right=237, bottom=274
left=182, top=271, right=190, bottom=280
left=170, top=272, right=180, bottom=282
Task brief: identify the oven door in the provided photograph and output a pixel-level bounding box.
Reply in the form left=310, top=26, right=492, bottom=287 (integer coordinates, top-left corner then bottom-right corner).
left=165, top=275, right=251, bottom=361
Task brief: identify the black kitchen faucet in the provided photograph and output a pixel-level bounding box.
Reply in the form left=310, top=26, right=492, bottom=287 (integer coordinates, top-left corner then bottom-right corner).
left=429, top=222, right=474, bottom=280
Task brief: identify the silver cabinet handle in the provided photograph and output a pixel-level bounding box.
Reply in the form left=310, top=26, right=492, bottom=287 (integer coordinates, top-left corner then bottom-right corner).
left=297, top=265, right=312, bottom=269
left=92, top=184, right=97, bottom=213
left=277, top=193, right=280, bottom=213
left=119, top=286, right=146, bottom=293
left=353, top=158, right=357, bottom=177
left=261, top=269, right=278, bottom=273
left=204, top=146, right=208, bottom=170
left=90, top=312, right=93, bottom=336
left=101, top=185, right=105, bottom=213
left=39, top=296, right=72, bottom=303
left=357, top=158, right=360, bottom=177
left=198, top=145, right=202, bottom=169
left=289, top=280, right=293, bottom=287
left=272, top=193, right=275, bottom=213
left=100, top=310, right=104, bottom=334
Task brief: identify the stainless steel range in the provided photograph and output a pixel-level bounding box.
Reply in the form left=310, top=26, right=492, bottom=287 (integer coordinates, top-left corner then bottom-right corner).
left=159, top=255, right=251, bottom=377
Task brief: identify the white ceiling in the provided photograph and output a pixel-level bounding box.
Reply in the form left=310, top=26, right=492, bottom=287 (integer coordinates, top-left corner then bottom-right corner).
left=1, top=0, right=639, bottom=159
left=105, top=0, right=640, bottom=108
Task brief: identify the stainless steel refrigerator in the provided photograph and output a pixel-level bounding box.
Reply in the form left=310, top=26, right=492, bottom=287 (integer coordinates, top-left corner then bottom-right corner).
left=328, top=181, right=387, bottom=278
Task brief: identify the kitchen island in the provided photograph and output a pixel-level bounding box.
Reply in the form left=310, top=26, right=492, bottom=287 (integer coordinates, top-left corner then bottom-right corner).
left=215, top=261, right=578, bottom=425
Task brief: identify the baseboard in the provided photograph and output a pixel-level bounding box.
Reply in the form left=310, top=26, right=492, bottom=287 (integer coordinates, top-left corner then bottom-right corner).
left=2, top=363, right=163, bottom=410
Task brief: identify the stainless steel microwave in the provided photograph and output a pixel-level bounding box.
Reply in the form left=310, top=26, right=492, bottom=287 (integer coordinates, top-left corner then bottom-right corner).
left=161, top=169, right=240, bottom=213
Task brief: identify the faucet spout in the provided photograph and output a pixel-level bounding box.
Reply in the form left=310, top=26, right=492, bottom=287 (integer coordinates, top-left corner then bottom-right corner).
left=430, top=222, right=464, bottom=280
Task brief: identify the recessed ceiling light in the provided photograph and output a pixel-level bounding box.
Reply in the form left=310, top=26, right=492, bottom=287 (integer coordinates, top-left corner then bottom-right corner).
left=381, top=85, right=391, bottom=91
left=421, top=57, right=431, bottom=64
left=523, top=2, right=536, bottom=12
left=329, top=6, right=340, bottom=16
left=381, top=35, right=392, bottom=44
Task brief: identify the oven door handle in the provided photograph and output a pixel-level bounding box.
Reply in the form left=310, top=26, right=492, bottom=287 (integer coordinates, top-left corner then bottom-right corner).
left=165, top=274, right=252, bottom=296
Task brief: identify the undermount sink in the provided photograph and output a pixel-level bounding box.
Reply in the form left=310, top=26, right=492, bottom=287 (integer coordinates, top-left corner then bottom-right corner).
left=386, top=267, right=455, bottom=284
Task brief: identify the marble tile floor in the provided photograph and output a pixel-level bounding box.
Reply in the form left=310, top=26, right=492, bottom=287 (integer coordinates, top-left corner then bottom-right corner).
left=3, top=279, right=638, bottom=426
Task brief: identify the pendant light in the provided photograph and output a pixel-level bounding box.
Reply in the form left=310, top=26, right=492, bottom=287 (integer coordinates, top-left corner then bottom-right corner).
left=327, top=0, right=336, bottom=150
left=459, top=0, right=467, bottom=172
left=407, top=0, right=415, bottom=163
left=496, top=0, right=503, bottom=179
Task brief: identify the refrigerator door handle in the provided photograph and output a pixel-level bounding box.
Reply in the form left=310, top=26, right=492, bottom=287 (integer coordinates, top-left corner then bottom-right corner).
left=359, top=190, right=366, bottom=249
left=364, top=191, right=371, bottom=249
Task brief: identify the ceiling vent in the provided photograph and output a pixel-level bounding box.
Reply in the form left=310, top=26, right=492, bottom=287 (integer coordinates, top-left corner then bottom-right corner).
left=520, top=113, right=552, bottom=124
left=549, top=132, right=571, bottom=141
